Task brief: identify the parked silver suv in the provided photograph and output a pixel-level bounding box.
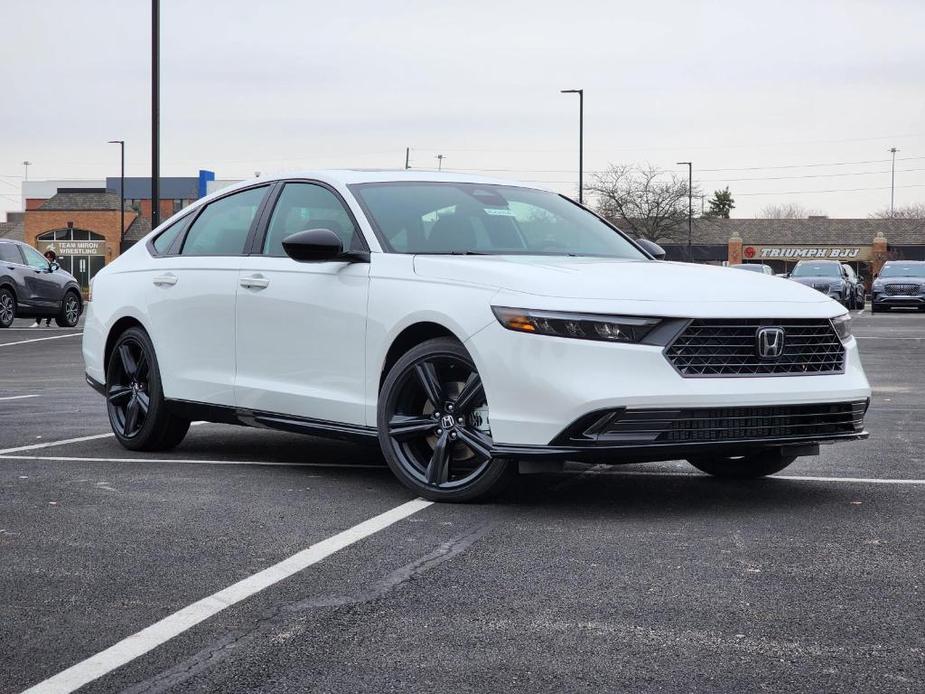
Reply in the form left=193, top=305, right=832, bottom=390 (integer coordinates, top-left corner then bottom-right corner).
left=0, top=240, right=83, bottom=328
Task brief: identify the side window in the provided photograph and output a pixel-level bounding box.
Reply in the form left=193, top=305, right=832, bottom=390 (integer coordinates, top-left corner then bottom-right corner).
left=22, top=245, right=49, bottom=270
left=0, top=242, right=22, bottom=264
left=180, top=186, right=267, bottom=256
left=263, top=183, right=363, bottom=256
left=152, top=215, right=193, bottom=255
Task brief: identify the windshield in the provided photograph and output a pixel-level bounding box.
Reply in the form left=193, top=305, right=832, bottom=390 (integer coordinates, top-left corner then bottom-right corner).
left=880, top=263, right=925, bottom=278
left=350, top=182, right=646, bottom=258
left=791, top=262, right=841, bottom=278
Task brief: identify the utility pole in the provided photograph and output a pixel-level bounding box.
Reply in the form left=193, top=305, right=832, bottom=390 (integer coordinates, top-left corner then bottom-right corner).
left=700, top=194, right=705, bottom=216
left=677, top=161, right=693, bottom=262
left=22, top=161, right=31, bottom=181
left=435, top=154, right=445, bottom=171
left=108, top=140, right=125, bottom=242
left=151, top=0, right=160, bottom=228
left=560, top=89, right=583, bottom=204
left=889, top=146, right=898, bottom=216
left=404, top=147, right=410, bottom=170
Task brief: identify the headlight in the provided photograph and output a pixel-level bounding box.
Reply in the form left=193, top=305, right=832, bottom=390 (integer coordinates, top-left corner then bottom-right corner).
left=831, top=313, right=851, bottom=342
left=491, top=306, right=661, bottom=343
left=872, top=281, right=883, bottom=291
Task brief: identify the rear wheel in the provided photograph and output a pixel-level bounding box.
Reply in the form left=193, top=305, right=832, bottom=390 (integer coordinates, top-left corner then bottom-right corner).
left=378, top=337, right=513, bottom=502
left=106, top=327, right=190, bottom=451
left=0, top=288, right=15, bottom=328
left=55, top=291, right=81, bottom=327
left=687, top=449, right=797, bottom=479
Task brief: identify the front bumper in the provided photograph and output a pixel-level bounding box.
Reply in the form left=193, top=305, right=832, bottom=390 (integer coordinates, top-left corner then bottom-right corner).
left=466, top=321, right=871, bottom=447
left=872, top=293, right=925, bottom=307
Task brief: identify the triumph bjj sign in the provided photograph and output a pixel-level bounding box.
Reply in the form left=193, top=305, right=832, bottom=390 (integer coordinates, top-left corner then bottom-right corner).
left=742, top=245, right=871, bottom=261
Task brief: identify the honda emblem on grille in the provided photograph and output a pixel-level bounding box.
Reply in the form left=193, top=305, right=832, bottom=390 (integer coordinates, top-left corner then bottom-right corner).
left=756, top=327, right=785, bottom=359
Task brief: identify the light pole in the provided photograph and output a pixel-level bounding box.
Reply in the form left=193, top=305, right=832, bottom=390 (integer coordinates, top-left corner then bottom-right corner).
left=435, top=154, right=445, bottom=171
left=677, top=161, right=693, bottom=262
left=889, top=146, right=899, bottom=216
left=561, top=89, right=583, bottom=204
left=108, top=141, right=125, bottom=242
left=22, top=161, right=31, bottom=181
left=151, top=0, right=160, bottom=228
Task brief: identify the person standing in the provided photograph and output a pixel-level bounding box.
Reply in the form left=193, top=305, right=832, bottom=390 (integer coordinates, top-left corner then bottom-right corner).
left=30, top=249, right=58, bottom=328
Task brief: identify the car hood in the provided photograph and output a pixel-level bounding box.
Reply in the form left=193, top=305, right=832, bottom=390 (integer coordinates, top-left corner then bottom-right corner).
left=412, top=255, right=840, bottom=311
left=790, top=276, right=841, bottom=285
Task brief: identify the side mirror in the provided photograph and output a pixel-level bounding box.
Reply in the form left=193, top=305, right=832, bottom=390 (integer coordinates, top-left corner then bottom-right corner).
left=49, top=262, right=60, bottom=272
left=636, top=238, right=666, bottom=260
left=282, top=228, right=345, bottom=262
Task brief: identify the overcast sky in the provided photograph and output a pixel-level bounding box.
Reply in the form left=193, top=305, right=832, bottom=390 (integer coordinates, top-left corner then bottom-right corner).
left=2, top=0, right=924, bottom=221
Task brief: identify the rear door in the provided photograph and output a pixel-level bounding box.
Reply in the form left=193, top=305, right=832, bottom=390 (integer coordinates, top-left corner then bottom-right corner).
left=234, top=180, right=370, bottom=425
left=145, top=185, right=271, bottom=406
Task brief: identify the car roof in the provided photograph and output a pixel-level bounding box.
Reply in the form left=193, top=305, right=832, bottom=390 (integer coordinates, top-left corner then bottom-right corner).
left=794, top=259, right=839, bottom=263
left=883, top=260, right=924, bottom=264
left=225, top=169, right=544, bottom=190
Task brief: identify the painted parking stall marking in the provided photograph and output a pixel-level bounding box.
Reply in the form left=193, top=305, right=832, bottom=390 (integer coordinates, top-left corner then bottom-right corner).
left=0, top=332, right=83, bottom=348
left=20, top=498, right=433, bottom=694
left=0, top=394, right=40, bottom=401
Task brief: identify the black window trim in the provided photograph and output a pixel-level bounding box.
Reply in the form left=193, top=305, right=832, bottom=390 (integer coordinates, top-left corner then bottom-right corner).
left=250, top=178, right=370, bottom=257
left=149, top=182, right=274, bottom=259
left=0, top=241, right=26, bottom=266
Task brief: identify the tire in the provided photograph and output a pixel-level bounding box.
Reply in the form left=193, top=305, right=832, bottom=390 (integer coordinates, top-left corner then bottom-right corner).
left=105, top=326, right=190, bottom=451
left=377, top=337, right=513, bottom=502
left=687, top=449, right=797, bottom=479
left=55, top=290, right=82, bottom=328
left=0, top=287, right=15, bottom=328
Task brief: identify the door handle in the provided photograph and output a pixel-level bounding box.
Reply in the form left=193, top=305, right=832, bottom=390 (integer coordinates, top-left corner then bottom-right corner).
left=240, top=275, right=270, bottom=289
left=152, top=273, right=178, bottom=286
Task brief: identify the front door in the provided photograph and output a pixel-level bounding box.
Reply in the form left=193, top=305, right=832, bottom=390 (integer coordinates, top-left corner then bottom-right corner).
left=146, top=185, right=270, bottom=406
left=19, top=244, right=61, bottom=310
left=235, top=181, right=370, bottom=426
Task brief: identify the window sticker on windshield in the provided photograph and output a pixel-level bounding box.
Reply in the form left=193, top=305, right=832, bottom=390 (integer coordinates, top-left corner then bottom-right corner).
left=484, top=208, right=515, bottom=216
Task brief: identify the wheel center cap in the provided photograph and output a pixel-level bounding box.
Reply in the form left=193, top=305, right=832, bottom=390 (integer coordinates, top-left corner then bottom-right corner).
left=441, top=414, right=456, bottom=430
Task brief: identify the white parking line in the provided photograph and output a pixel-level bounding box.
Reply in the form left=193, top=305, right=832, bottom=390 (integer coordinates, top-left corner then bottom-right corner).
left=0, top=394, right=40, bottom=401
left=0, top=423, right=208, bottom=456
left=0, top=332, right=82, bottom=348
left=0, top=454, right=382, bottom=469
left=20, top=497, right=432, bottom=694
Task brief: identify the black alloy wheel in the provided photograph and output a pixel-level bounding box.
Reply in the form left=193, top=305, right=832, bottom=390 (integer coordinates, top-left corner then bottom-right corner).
left=687, top=449, right=797, bottom=479
left=0, top=288, right=14, bottom=328
left=56, top=291, right=81, bottom=327
left=378, top=337, right=513, bottom=502
left=105, top=327, right=190, bottom=451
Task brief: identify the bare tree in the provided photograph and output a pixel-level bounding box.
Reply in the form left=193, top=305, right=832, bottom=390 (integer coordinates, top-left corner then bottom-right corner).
left=758, top=202, right=825, bottom=219
left=587, top=164, right=697, bottom=242
left=870, top=203, right=925, bottom=219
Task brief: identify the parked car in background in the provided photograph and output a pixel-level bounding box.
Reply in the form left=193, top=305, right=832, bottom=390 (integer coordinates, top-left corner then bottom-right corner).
left=730, top=263, right=774, bottom=275
left=0, top=239, right=83, bottom=328
left=788, top=260, right=864, bottom=309
left=841, top=264, right=866, bottom=309
left=82, top=171, right=870, bottom=501
left=871, top=260, right=925, bottom=312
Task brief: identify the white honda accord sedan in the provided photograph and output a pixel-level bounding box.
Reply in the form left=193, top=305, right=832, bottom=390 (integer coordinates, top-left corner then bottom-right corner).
left=82, top=170, right=870, bottom=501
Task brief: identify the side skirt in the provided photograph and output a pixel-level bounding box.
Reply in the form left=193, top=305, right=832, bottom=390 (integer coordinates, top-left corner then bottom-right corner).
left=164, top=399, right=379, bottom=444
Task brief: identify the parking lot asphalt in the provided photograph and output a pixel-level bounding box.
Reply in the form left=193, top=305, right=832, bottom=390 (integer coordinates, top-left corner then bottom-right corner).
left=1, top=310, right=923, bottom=693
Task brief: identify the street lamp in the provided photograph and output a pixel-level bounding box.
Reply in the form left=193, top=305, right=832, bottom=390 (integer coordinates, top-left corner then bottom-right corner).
left=108, top=140, right=125, bottom=243
left=22, top=161, right=31, bottom=181
left=889, top=146, right=899, bottom=216
left=560, top=89, right=583, bottom=204
left=151, top=0, right=160, bottom=228
left=677, top=161, right=693, bottom=262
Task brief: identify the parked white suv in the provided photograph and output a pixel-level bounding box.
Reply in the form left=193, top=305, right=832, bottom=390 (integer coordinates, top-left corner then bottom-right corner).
left=82, top=171, right=871, bottom=501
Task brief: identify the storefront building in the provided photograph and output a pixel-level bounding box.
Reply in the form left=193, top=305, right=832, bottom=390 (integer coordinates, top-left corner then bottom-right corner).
left=655, top=217, right=925, bottom=285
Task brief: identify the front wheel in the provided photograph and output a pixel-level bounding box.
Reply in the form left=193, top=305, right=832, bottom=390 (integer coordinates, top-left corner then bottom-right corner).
left=377, top=337, right=513, bottom=502
left=106, top=326, right=190, bottom=451
left=687, top=449, right=797, bottom=479
left=55, top=291, right=82, bottom=327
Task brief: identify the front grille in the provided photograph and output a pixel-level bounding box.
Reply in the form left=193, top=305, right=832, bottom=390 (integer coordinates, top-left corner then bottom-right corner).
left=884, top=283, right=919, bottom=296
left=665, top=319, right=845, bottom=377
left=582, top=401, right=866, bottom=444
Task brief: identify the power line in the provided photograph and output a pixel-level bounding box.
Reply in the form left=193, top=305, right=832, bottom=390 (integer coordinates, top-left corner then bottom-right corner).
left=735, top=183, right=925, bottom=197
